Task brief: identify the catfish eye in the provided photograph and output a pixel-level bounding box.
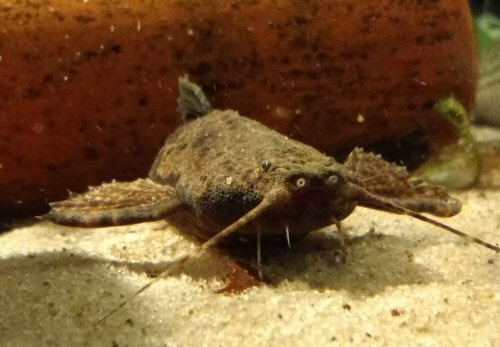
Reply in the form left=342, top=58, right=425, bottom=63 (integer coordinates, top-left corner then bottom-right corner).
left=328, top=175, right=339, bottom=184
left=295, top=177, right=307, bottom=188
left=261, top=160, right=272, bottom=172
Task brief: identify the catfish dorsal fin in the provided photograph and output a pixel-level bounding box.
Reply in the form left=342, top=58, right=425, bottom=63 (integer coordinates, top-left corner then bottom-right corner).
left=177, top=76, right=214, bottom=122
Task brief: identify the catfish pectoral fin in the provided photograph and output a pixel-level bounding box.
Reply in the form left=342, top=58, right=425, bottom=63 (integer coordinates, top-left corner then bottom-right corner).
left=44, top=178, right=185, bottom=227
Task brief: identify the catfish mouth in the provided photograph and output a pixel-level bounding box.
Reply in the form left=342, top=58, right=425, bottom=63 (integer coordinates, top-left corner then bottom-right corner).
left=296, top=188, right=357, bottom=220
left=291, top=189, right=329, bottom=204
left=247, top=189, right=356, bottom=236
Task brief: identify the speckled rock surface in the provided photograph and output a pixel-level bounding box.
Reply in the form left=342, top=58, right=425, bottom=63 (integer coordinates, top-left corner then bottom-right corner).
left=0, top=189, right=498, bottom=347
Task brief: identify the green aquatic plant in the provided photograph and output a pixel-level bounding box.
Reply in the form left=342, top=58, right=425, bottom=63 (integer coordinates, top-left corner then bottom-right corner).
left=475, top=13, right=500, bottom=50
left=415, top=97, right=480, bottom=189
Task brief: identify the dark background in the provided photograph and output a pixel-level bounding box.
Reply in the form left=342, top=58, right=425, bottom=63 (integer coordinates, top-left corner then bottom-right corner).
left=470, top=0, right=500, bottom=14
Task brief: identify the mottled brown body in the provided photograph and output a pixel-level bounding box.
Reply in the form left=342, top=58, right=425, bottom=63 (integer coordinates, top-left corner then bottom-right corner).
left=149, top=109, right=358, bottom=238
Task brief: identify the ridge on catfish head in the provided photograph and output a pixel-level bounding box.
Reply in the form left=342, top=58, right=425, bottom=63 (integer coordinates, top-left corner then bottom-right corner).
left=42, top=76, right=499, bottom=326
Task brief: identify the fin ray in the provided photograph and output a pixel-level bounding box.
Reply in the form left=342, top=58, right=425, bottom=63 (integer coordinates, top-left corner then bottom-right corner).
left=44, top=179, right=184, bottom=227
left=178, top=76, right=213, bottom=121
left=344, top=148, right=461, bottom=217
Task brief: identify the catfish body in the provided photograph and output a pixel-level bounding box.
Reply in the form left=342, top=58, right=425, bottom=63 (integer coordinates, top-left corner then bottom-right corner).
left=46, top=77, right=475, bottom=248
left=149, top=109, right=358, bottom=238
